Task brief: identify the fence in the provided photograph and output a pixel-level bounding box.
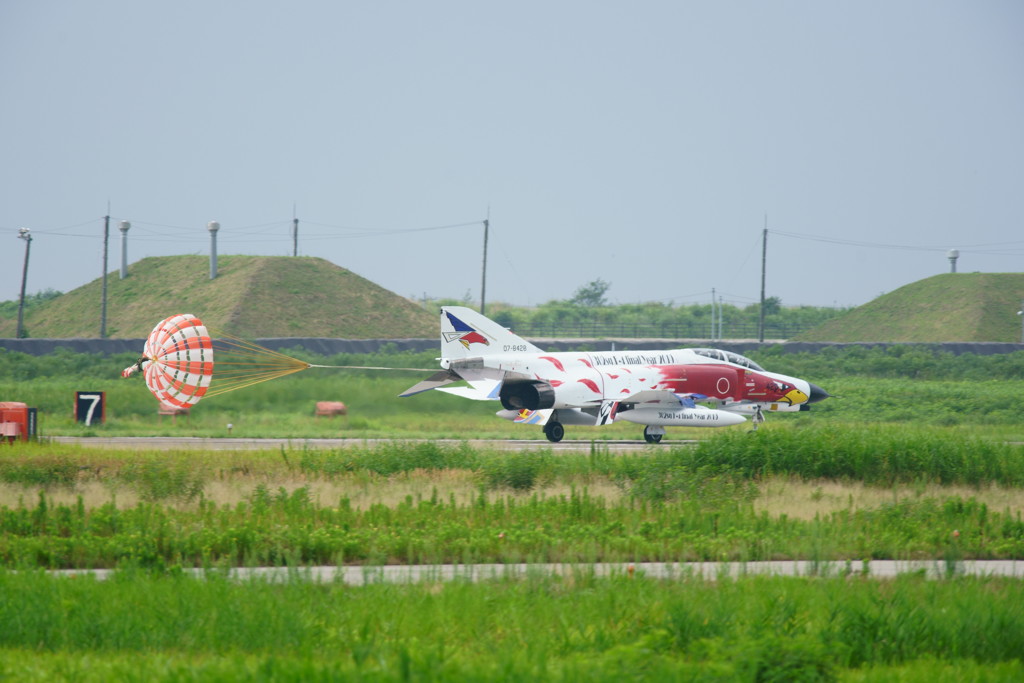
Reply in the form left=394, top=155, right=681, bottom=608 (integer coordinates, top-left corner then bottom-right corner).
left=508, top=321, right=820, bottom=340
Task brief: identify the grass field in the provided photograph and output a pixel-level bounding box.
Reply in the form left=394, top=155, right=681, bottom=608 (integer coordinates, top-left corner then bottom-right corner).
left=2, top=349, right=1024, bottom=679
left=5, top=367, right=1024, bottom=443
left=1, top=570, right=1022, bottom=681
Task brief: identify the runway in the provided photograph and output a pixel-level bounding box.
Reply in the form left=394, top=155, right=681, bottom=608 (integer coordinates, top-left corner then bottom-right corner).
left=50, top=560, right=1024, bottom=583
left=48, top=436, right=685, bottom=452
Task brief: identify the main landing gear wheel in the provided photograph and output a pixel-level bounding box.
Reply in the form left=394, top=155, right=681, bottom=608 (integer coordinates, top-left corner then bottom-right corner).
left=643, top=426, right=664, bottom=444
left=544, top=421, right=565, bottom=443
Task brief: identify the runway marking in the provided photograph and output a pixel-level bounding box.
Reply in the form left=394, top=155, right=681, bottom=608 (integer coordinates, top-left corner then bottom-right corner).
left=48, top=560, right=1024, bottom=583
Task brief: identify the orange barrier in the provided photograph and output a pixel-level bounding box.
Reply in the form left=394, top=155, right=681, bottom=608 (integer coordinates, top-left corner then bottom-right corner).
left=0, top=402, right=29, bottom=443
left=315, top=401, right=348, bottom=417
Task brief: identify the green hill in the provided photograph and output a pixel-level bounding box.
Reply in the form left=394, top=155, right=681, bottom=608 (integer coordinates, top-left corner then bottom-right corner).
left=795, top=273, right=1024, bottom=342
left=0, top=255, right=435, bottom=339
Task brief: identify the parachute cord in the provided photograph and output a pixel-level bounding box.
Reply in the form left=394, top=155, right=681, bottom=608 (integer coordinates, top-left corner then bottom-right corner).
left=307, top=364, right=436, bottom=371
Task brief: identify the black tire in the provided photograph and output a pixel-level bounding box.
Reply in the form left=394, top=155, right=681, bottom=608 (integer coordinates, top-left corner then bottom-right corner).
left=544, top=421, right=565, bottom=443
left=643, top=426, right=663, bottom=444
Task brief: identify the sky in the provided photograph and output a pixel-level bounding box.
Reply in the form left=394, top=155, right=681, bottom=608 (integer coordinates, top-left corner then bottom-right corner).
left=2, top=1, right=1022, bottom=313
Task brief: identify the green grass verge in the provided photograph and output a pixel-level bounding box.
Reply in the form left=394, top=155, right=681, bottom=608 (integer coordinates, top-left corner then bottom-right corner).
left=0, top=572, right=1022, bottom=681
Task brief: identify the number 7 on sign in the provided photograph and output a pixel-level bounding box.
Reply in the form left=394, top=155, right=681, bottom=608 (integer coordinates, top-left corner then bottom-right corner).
left=76, top=392, right=104, bottom=427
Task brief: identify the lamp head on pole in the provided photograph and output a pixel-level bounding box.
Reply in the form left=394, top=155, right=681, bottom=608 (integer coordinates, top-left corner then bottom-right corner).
left=947, top=248, right=959, bottom=273
left=208, top=221, right=220, bottom=279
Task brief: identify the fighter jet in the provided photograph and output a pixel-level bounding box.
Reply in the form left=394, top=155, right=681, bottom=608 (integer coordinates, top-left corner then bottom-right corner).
left=401, top=306, right=829, bottom=443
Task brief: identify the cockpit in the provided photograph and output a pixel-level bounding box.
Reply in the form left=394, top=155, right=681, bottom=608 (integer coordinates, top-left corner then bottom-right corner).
left=690, top=348, right=765, bottom=372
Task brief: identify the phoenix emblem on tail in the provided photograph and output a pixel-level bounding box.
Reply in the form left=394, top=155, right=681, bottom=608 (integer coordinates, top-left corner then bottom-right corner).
left=441, top=311, right=490, bottom=349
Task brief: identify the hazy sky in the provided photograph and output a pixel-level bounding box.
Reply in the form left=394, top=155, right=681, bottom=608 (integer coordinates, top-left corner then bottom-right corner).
left=2, top=1, right=1022, bottom=313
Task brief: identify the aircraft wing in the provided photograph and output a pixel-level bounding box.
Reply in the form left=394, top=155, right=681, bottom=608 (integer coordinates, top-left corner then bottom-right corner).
left=398, top=370, right=460, bottom=397
left=437, top=378, right=502, bottom=401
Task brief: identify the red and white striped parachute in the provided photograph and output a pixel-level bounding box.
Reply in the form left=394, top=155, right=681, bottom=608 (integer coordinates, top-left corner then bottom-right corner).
left=122, top=313, right=430, bottom=409
left=122, top=313, right=354, bottom=408
left=123, top=314, right=214, bottom=408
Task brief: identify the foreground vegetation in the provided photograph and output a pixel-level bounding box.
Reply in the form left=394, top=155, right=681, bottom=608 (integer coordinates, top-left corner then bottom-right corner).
left=1, top=570, right=1022, bottom=681
left=2, top=435, right=1023, bottom=679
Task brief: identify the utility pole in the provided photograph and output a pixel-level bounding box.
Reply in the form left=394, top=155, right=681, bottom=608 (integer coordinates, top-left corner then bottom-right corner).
left=710, top=287, right=716, bottom=340
left=292, top=204, right=299, bottom=257
left=759, top=216, right=767, bottom=342
left=480, top=215, right=489, bottom=314
left=100, top=214, right=110, bottom=338
left=16, top=228, right=32, bottom=338
left=719, top=293, right=724, bottom=341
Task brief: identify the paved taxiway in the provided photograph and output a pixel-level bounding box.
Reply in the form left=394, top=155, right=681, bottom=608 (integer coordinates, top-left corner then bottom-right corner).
left=51, top=560, right=1024, bottom=582
left=49, top=436, right=683, bottom=452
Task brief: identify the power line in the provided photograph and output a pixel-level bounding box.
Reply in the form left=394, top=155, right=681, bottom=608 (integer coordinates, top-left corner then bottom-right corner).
left=0, top=218, right=104, bottom=234
left=302, top=219, right=483, bottom=236
left=772, top=230, right=1024, bottom=254
left=6, top=216, right=485, bottom=245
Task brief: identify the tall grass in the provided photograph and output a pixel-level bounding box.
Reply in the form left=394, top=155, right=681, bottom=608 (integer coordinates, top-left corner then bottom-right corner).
left=2, top=455, right=1023, bottom=567
left=683, top=424, right=1024, bottom=486
left=0, top=432, right=1022, bottom=569
left=0, top=571, right=1021, bottom=681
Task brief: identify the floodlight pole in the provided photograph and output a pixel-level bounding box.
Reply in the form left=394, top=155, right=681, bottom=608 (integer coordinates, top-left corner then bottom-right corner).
left=100, top=214, right=110, bottom=338
left=1019, top=300, right=1024, bottom=344
left=208, top=221, right=220, bottom=279
left=16, top=228, right=32, bottom=338
left=119, top=220, right=131, bottom=279
left=948, top=249, right=959, bottom=273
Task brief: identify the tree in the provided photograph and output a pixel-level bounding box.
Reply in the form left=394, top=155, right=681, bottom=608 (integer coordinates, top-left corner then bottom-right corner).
left=569, top=278, right=611, bottom=307
left=762, top=296, right=782, bottom=316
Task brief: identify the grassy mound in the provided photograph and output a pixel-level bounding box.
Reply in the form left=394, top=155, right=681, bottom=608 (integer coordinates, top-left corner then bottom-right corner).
left=796, top=273, right=1024, bottom=342
left=0, top=255, right=434, bottom=338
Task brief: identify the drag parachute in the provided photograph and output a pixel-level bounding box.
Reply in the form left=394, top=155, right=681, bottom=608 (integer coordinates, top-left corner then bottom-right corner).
left=123, top=314, right=313, bottom=408
left=137, top=313, right=213, bottom=408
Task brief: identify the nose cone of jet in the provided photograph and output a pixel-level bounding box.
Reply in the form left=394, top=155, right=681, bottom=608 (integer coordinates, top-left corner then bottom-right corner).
left=806, top=383, right=830, bottom=404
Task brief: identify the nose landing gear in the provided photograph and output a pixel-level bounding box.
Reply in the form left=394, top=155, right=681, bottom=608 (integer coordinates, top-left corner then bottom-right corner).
left=643, top=425, right=665, bottom=444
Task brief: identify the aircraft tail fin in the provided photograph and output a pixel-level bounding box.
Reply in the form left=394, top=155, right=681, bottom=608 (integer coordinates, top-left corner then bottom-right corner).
left=440, top=306, right=543, bottom=359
